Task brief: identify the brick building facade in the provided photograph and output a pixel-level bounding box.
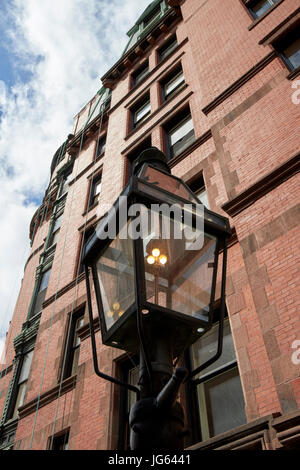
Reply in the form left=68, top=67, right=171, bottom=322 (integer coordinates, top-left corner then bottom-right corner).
left=0, top=0, right=299, bottom=450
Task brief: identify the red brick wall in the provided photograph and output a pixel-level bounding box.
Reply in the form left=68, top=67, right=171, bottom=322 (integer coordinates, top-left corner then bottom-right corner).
left=1, top=0, right=299, bottom=449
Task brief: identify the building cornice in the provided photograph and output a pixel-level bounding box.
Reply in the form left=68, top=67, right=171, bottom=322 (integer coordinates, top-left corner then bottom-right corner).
left=101, top=8, right=182, bottom=89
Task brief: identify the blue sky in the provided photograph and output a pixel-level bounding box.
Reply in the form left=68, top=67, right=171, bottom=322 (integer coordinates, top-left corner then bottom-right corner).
left=0, top=0, right=152, bottom=363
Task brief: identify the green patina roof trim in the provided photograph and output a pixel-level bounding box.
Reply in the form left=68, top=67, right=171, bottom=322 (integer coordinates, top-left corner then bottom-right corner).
left=122, top=0, right=170, bottom=56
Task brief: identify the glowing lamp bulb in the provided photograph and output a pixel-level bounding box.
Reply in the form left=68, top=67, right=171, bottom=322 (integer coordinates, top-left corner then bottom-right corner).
left=152, top=248, right=160, bottom=258
left=113, top=302, right=120, bottom=311
left=107, top=310, right=114, bottom=318
left=147, top=255, right=155, bottom=265
left=159, top=254, right=167, bottom=265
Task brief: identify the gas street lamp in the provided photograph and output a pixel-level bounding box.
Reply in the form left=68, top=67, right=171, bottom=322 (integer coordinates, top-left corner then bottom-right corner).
left=83, top=148, right=231, bottom=450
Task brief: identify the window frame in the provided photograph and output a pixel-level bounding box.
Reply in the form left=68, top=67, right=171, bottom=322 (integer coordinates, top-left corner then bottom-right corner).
left=48, top=429, right=70, bottom=450
left=247, top=0, right=279, bottom=19
left=275, top=29, right=300, bottom=72
left=131, top=96, right=151, bottom=129
left=58, top=166, right=73, bottom=198
left=131, top=61, right=149, bottom=88
left=157, top=34, right=178, bottom=62
left=187, top=174, right=210, bottom=208
left=164, top=108, right=195, bottom=160
left=47, top=212, right=63, bottom=248
left=161, top=65, right=185, bottom=102
left=183, top=310, right=246, bottom=445
left=78, top=227, right=95, bottom=275
left=30, top=267, right=52, bottom=317
left=126, top=136, right=152, bottom=180
left=62, top=310, right=85, bottom=380
left=88, top=173, right=102, bottom=209
left=95, top=134, right=106, bottom=159
left=142, top=3, right=162, bottom=30
left=8, top=349, right=34, bottom=420
left=195, top=364, right=244, bottom=441
left=117, top=355, right=139, bottom=450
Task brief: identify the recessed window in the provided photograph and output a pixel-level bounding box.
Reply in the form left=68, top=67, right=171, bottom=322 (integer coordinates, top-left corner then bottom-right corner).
left=164, top=109, right=195, bottom=159
left=49, top=430, right=70, bottom=450
left=131, top=95, right=151, bottom=129
left=89, top=174, right=102, bottom=208
left=188, top=174, right=209, bottom=208
left=63, top=311, right=84, bottom=379
left=158, top=35, right=178, bottom=62
left=190, top=313, right=246, bottom=441
left=132, top=61, right=149, bottom=87
left=96, top=135, right=106, bottom=159
left=48, top=213, right=63, bottom=248
left=161, top=66, right=185, bottom=102
left=117, top=356, right=139, bottom=449
left=127, top=136, right=152, bottom=178
left=79, top=228, right=95, bottom=274
left=142, top=3, right=161, bottom=29
left=11, top=350, right=34, bottom=419
left=31, top=268, right=51, bottom=317
left=58, top=166, right=73, bottom=197
left=275, top=29, right=300, bottom=72
left=247, top=0, right=279, bottom=19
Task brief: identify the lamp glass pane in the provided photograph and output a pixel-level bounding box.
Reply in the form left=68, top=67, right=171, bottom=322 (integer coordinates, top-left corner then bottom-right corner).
left=95, top=226, right=135, bottom=331
left=143, top=208, right=217, bottom=322
left=138, top=165, right=199, bottom=203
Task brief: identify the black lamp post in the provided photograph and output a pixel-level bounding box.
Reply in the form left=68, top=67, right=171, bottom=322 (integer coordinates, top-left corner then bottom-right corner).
left=83, top=148, right=231, bottom=450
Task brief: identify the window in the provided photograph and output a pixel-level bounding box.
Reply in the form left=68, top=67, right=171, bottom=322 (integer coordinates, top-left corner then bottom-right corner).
left=164, top=109, right=195, bottom=159
left=247, top=0, right=279, bottom=19
left=127, top=136, right=152, bottom=178
left=275, top=29, right=300, bottom=72
left=117, top=357, right=139, bottom=450
left=96, top=135, right=106, bottom=159
left=10, top=350, right=34, bottom=419
left=89, top=174, right=102, bottom=208
left=132, top=61, right=149, bottom=87
left=188, top=174, right=209, bottom=208
left=161, top=65, right=185, bottom=102
left=131, top=95, right=151, bottom=129
left=63, top=311, right=84, bottom=379
left=142, top=3, right=161, bottom=29
left=158, top=35, right=178, bottom=62
left=31, top=268, right=51, bottom=317
left=189, top=313, right=246, bottom=441
left=58, top=167, right=73, bottom=197
left=78, top=228, right=95, bottom=274
left=49, top=430, right=70, bottom=450
left=48, top=213, right=63, bottom=248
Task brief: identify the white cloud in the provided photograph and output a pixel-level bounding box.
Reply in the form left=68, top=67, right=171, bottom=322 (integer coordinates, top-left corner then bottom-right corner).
left=0, top=0, right=151, bottom=355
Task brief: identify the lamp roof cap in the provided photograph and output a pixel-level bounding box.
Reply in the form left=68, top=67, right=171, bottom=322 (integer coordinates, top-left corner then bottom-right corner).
left=133, top=147, right=171, bottom=175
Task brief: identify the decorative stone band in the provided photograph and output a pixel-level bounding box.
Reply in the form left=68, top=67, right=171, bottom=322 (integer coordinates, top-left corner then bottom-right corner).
left=18, top=375, right=76, bottom=420
left=222, top=151, right=300, bottom=217
left=202, top=51, right=277, bottom=115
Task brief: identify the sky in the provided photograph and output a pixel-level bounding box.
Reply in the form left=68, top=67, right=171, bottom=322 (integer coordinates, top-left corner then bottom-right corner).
left=0, top=0, right=152, bottom=362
